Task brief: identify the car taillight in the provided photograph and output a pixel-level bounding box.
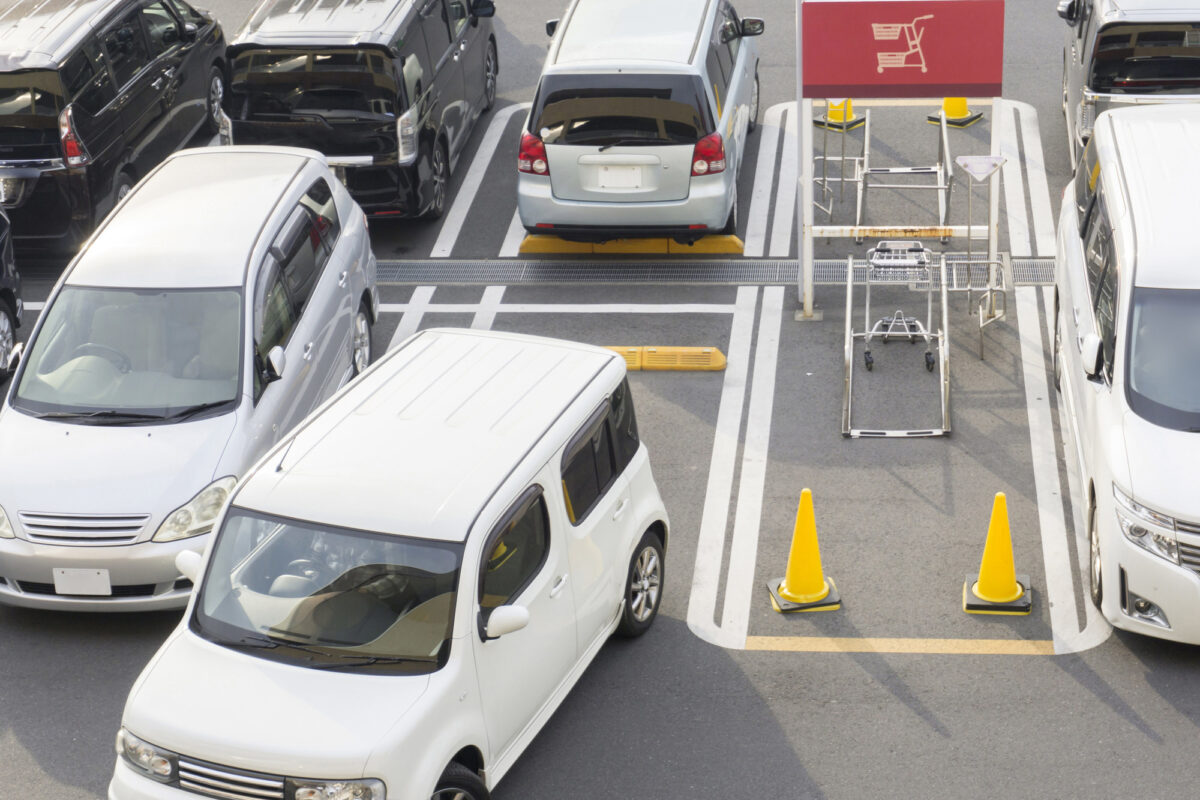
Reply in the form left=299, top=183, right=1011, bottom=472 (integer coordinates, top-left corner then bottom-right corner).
left=396, top=107, right=418, bottom=166
left=58, top=105, right=91, bottom=167
left=691, top=133, right=725, bottom=176
left=518, top=132, right=549, bottom=175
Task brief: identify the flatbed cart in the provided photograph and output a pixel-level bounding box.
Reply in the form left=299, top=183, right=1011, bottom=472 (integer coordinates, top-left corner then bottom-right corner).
left=842, top=241, right=951, bottom=438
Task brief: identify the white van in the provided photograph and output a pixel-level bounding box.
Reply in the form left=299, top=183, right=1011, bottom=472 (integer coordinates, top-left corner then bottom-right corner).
left=1055, top=104, right=1200, bottom=644
left=110, top=329, right=670, bottom=800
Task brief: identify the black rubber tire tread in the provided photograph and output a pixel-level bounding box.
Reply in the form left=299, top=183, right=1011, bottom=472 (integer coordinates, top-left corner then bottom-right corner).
left=616, top=529, right=664, bottom=638
left=433, top=762, right=490, bottom=800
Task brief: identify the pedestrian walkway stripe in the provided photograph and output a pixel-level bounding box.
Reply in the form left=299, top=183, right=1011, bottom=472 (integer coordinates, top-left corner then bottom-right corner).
left=745, top=636, right=1055, bottom=655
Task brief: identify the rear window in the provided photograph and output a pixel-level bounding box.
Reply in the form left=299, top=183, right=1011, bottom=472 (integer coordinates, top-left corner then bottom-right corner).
left=529, top=73, right=713, bottom=146
left=1090, top=23, right=1200, bottom=93
left=0, top=71, right=64, bottom=159
left=229, top=48, right=400, bottom=119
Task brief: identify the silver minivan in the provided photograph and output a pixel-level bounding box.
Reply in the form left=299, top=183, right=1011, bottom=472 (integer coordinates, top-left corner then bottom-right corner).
left=1058, top=0, right=1200, bottom=163
left=517, top=0, right=763, bottom=243
left=0, top=146, right=377, bottom=611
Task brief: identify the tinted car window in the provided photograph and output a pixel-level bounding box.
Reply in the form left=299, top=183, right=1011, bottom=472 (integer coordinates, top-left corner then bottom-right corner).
left=63, top=40, right=115, bottom=115
left=141, top=1, right=182, bottom=58
left=102, top=12, right=152, bottom=88
left=396, top=30, right=431, bottom=109
left=609, top=379, right=640, bottom=471
left=1072, top=138, right=1099, bottom=224
left=722, top=2, right=742, bottom=60
left=271, top=206, right=324, bottom=315
left=230, top=49, right=399, bottom=118
left=300, top=178, right=341, bottom=253
left=480, top=490, right=550, bottom=620
left=561, top=411, right=616, bottom=524
left=1090, top=23, right=1200, bottom=93
left=420, top=0, right=453, bottom=57
left=707, top=49, right=729, bottom=115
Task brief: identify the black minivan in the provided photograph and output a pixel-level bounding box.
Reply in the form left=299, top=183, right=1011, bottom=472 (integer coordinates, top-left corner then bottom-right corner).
left=0, top=0, right=226, bottom=253
left=226, top=0, right=498, bottom=219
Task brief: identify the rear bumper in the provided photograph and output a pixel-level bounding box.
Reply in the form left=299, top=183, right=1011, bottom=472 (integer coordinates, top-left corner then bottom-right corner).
left=0, top=165, right=92, bottom=252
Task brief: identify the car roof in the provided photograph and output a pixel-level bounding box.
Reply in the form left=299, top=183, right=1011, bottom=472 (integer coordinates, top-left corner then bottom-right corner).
left=1098, top=0, right=1200, bottom=17
left=67, top=148, right=310, bottom=289
left=1101, top=104, right=1200, bottom=289
left=233, top=329, right=621, bottom=542
left=553, top=0, right=714, bottom=68
left=0, top=0, right=117, bottom=69
left=234, top=0, right=413, bottom=49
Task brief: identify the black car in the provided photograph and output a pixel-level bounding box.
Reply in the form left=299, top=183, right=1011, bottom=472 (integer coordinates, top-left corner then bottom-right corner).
left=226, top=0, right=498, bottom=219
left=0, top=0, right=226, bottom=254
left=0, top=209, right=22, bottom=380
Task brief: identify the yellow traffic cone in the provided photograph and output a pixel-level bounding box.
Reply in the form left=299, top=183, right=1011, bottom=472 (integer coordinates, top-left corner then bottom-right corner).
left=815, top=98, right=865, bottom=131
left=767, top=489, right=840, bottom=613
left=963, top=493, right=1032, bottom=614
left=927, top=97, right=983, bottom=128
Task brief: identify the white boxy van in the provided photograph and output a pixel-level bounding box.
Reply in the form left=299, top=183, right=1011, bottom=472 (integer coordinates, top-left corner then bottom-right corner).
left=1055, top=104, right=1200, bottom=644
left=109, top=329, right=670, bottom=800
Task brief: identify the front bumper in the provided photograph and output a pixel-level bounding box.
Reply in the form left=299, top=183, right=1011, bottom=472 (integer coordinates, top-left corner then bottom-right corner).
left=109, top=759, right=186, bottom=800
left=1104, top=523, right=1200, bottom=644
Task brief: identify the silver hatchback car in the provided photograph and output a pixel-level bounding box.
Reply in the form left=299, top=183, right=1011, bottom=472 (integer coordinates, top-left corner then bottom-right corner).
left=0, top=146, right=378, bottom=611
left=517, top=0, right=763, bottom=243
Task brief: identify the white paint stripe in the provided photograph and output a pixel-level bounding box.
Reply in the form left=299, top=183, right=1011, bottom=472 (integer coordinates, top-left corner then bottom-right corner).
left=768, top=105, right=798, bottom=258
left=378, top=302, right=737, bottom=315
left=25, top=301, right=43, bottom=312
left=430, top=103, right=530, bottom=258
left=743, top=103, right=788, bottom=258
left=687, top=287, right=758, bottom=646
left=470, top=286, right=505, bottom=330
left=719, top=286, right=783, bottom=647
left=498, top=209, right=526, bottom=258
left=1015, top=101, right=1057, bottom=257
left=388, top=286, right=435, bottom=349
left=996, top=99, right=1031, bottom=258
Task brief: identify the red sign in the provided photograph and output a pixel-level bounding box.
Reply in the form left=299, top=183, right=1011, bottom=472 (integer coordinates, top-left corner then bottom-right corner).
left=802, top=0, right=1004, bottom=98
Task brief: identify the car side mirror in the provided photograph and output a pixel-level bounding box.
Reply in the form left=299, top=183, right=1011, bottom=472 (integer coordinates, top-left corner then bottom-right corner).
left=546, top=18, right=559, bottom=37
left=1081, top=332, right=1102, bottom=378
left=741, top=17, right=765, bottom=37
left=484, top=605, right=530, bottom=639
left=175, top=550, right=203, bottom=583
left=1056, top=0, right=1077, bottom=21
left=5, top=341, right=22, bottom=373
left=182, top=22, right=199, bottom=41
left=266, top=345, right=286, bottom=382
left=471, top=0, right=495, bottom=18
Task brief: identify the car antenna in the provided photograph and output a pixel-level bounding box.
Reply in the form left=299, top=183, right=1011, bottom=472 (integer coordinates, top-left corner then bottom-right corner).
left=275, top=437, right=298, bottom=472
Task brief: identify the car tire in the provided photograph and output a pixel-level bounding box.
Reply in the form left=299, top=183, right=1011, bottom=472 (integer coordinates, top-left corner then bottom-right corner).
left=748, top=71, right=760, bottom=133
left=482, top=40, right=498, bottom=112
left=0, top=303, right=15, bottom=383
left=1089, top=498, right=1103, bottom=610
left=113, top=171, right=136, bottom=209
left=431, top=763, right=489, bottom=800
left=1053, top=303, right=1063, bottom=392
left=352, top=301, right=372, bottom=377
left=424, top=140, right=449, bottom=220
left=204, top=65, right=225, bottom=136
left=616, top=529, right=664, bottom=638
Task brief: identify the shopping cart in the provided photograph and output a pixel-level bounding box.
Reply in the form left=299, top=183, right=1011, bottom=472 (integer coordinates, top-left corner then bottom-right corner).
left=873, top=14, right=933, bottom=73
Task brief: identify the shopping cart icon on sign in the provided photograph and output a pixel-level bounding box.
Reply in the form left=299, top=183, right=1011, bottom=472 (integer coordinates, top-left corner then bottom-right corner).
left=872, top=14, right=934, bottom=73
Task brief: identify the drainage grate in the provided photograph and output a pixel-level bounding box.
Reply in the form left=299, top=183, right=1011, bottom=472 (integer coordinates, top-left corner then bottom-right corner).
left=376, top=257, right=1056, bottom=286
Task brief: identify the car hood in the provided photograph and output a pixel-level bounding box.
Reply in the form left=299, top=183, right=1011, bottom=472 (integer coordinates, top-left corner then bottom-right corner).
left=1121, top=410, right=1200, bottom=521
left=0, top=407, right=238, bottom=522
left=125, top=632, right=429, bottom=778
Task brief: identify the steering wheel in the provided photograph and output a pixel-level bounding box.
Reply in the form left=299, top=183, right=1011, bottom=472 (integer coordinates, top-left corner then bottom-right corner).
left=284, top=558, right=326, bottom=582
left=71, top=342, right=132, bottom=374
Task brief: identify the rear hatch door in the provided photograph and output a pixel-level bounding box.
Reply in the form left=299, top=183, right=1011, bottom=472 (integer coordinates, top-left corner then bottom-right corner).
left=0, top=70, right=63, bottom=163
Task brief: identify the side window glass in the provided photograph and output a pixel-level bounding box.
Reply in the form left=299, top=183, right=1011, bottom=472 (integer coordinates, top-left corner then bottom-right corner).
left=479, top=490, right=550, bottom=620
left=706, top=49, right=729, bottom=118
left=397, top=30, right=431, bottom=109
left=269, top=204, right=324, bottom=316
left=723, top=3, right=742, bottom=61
left=1094, top=253, right=1118, bottom=377
left=101, top=12, right=151, bottom=88
left=609, top=378, right=640, bottom=473
left=165, top=0, right=205, bottom=26
left=1083, top=192, right=1110, bottom=300
left=140, top=1, right=182, bottom=58
left=561, top=411, right=616, bottom=525
left=253, top=261, right=295, bottom=398
left=299, top=178, right=341, bottom=254
left=446, top=0, right=469, bottom=38
left=420, top=0, right=453, bottom=58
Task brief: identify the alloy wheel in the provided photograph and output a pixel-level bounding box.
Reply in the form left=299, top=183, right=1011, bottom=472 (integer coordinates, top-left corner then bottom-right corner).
left=483, top=45, right=497, bottom=110
left=208, top=74, right=224, bottom=127
left=630, top=545, right=661, bottom=623
left=352, top=309, right=371, bottom=374
left=0, top=309, right=13, bottom=376
left=432, top=145, right=447, bottom=215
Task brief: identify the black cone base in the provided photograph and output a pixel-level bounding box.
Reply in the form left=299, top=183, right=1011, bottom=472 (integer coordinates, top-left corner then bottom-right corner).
left=768, top=577, right=841, bottom=613
left=928, top=111, right=984, bottom=128
left=814, top=116, right=865, bottom=131
left=963, top=573, right=1033, bottom=615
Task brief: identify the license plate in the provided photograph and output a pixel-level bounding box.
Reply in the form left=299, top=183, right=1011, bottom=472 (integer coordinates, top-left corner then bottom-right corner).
left=52, top=568, right=112, bottom=596
left=598, top=165, right=641, bottom=189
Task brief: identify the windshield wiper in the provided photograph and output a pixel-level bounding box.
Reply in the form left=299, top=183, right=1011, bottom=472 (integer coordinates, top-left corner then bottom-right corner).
left=29, top=409, right=166, bottom=423
left=597, top=136, right=672, bottom=151
left=308, top=655, right=435, bottom=670
left=224, top=633, right=280, bottom=649
left=162, top=400, right=234, bottom=422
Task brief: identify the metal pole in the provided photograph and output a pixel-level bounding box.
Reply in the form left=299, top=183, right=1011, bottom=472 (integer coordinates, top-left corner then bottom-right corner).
left=796, top=0, right=816, bottom=319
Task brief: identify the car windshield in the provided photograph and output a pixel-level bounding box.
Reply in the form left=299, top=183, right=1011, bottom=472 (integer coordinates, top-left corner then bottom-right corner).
left=530, top=73, right=711, bottom=145
left=1126, top=287, right=1200, bottom=430
left=1091, top=24, right=1200, bottom=93
left=192, top=509, right=463, bottom=675
left=230, top=48, right=400, bottom=120
left=11, top=286, right=241, bottom=422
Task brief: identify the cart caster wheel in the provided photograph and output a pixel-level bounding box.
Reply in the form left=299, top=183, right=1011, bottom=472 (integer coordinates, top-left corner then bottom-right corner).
left=864, top=353, right=874, bottom=371
left=925, top=352, right=935, bottom=371
left=882, top=335, right=889, bottom=344
left=909, top=336, right=916, bottom=344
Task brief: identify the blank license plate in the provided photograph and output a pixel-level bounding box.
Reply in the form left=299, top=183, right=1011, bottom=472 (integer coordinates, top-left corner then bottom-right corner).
left=52, top=568, right=112, bottom=596
left=598, top=165, right=642, bottom=189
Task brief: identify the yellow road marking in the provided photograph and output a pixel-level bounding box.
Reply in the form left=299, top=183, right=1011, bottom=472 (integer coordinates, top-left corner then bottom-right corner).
left=744, top=636, right=1055, bottom=656
left=518, top=235, right=744, bottom=255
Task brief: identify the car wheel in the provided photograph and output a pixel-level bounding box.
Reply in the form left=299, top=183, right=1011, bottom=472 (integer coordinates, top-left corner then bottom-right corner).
left=204, top=66, right=225, bottom=136
left=352, top=302, right=372, bottom=376
left=431, top=763, right=489, bottom=800
left=1053, top=303, right=1063, bottom=392
left=0, top=303, right=15, bottom=382
left=748, top=72, right=760, bottom=133
left=425, top=141, right=449, bottom=220
left=114, top=172, right=135, bottom=208
left=616, top=529, right=664, bottom=638
left=721, top=191, right=737, bottom=236
left=482, top=41, right=498, bottom=112
left=1089, top=498, right=1103, bottom=610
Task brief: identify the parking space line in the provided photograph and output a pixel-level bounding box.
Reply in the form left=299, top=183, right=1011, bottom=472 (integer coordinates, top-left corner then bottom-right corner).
left=719, top=287, right=783, bottom=645
left=388, top=286, right=436, bottom=349
left=430, top=103, right=530, bottom=258
left=1014, top=101, right=1057, bottom=257
left=996, top=99, right=1030, bottom=258
left=25, top=302, right=43, bottom=312
left=470, top=286, right=505, bottom=330
left=743, top=103, right=787, bottom=258
left=687, top=287, right=759, bottom=649
left=745, top=636, right=1055, bottom=655
left=378, top=302, right=738, bottom=315
left=498, top=210, right=525, bottom=258
left=768, top=105, right=798, bottom=258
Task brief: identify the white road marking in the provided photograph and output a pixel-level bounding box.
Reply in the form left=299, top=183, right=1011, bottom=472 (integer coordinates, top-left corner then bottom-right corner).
left=719, top=286, right=783, bottom=646
left=498, top=210, right=526, bottom=258
left=743, top=103, right=788, bottom=258
left=378, top=302, right=737, bottom=315
left=1015, top=101, right=1057, bottom=257
left=996, top=99, right=1030, bottom=258
left=768, top=104, right=798, bottom=257
left=388, top=285, right=436, bottom=348
left=24, top=302, right=43, bottom=312
left=430, top=103, right=530, bottom=258
left=470, top=286, right=505, bottom=330
left=687, top=287, right=758, bottom=647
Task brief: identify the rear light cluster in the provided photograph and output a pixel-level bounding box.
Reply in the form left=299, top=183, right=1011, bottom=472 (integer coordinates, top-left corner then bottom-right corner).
left=518, top=132, right=549, bottom=176
left=58, top=105, right=91, bottom=167
left=691, top=133, right=725, bottom=176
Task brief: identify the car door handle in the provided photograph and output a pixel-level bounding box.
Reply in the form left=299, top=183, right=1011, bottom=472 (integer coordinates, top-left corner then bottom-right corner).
left=549, top=574, right=569, bottom=598
left=338, top=271, right=348, bottom=287
left=302, top=342, right=314, bottom=361
left=152, top=77, right=165, bottom=90
left=611, top=498, right=629, bottom=522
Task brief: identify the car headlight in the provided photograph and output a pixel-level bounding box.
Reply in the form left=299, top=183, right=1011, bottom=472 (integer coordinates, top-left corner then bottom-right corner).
left=153, top=477, right=237, bottom=542
left=116, top=728, right=177, bottom=783
left=0, top=504, right=13, bottom=539
left=288, top=778, right=387, bottom=800
left=1114, top=485, right=1179, bottom=564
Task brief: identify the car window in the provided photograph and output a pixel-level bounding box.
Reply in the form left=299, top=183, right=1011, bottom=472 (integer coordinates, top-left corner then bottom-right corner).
left=722, top=2, right=742, bottom=61
left=1089, top=23, right=1200, bottom=95
left=396, top=29, right=432, bottom=110
left=479, top=489, right=550, bottom=622
left=532, top=73, right=713, bottom=146
left=253, top=261, right=295, bottom=398
left=270, top=203, right=327, bottom=316
left=609, top=379, right=640, bottom=472
left=446, top=0, right=469, bottom=38
left=420, top=0, right=453, bottom=58
left=300, top=178, right=341, bottom=254
left=1073, top=138, right=1099, bottom=224
left=62, top=40, right=116, bottom=115
left=1083, top=190, right=1111, bottom=301
left=1093, top=239, right=1119, bottom=379
left=561, top=407, right=617, bottom=525
left=102, top=11, right=151, bottom=88
left=140, top=1, right=182, bottom=58
left=165, top=0, right=205, bottom=26
left=707, top=48, right=729, bottom=118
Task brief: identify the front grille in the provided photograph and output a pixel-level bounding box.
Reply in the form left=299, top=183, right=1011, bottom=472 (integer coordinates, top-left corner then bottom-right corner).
left=1176, top=518, right=1200, bottom=535
left=178, top=757, right=285, bottom=800
left=1177, top=539, right=1200, bottom=578
left=15, top=580, right=155, bottom=597
left=18, top=511, right=150, bottom=545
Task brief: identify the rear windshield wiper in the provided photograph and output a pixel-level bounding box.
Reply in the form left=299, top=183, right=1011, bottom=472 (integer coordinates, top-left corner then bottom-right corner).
left=597, top=136, right=675, bottom=151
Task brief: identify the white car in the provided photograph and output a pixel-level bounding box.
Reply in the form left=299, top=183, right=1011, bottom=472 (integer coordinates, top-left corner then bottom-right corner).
left=109, top=328, right=670, bottom=800
left=0, top=146, right=377, bottom=611
left=1055, top=104, right=1200, bottom=643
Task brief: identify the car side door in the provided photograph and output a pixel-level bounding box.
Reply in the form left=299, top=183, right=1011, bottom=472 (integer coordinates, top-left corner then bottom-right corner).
left=297, top=177, right=356, bottom=399
left=418, top=0, right=467, bottom=161
left=98, top=5, right=171, bottom=177
left=446, top=0, right=484, bottom=119
left=472, top=483, right=577, bottom=763
left=138, top=0, right=207, bottom=147
left=246, top=256, right=309, bottom=453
